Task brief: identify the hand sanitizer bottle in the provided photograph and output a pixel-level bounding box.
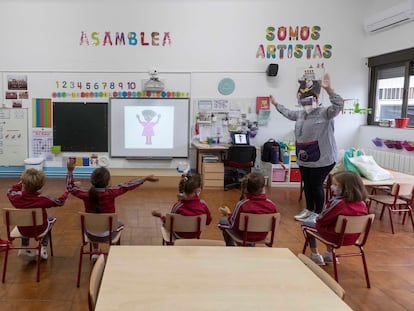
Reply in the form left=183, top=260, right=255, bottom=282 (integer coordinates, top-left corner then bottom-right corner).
left=282, top=148, right=290, bottom=164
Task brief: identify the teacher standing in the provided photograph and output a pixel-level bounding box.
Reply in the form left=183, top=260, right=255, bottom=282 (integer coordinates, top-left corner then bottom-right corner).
left=270, top=73, right=343, bottom=222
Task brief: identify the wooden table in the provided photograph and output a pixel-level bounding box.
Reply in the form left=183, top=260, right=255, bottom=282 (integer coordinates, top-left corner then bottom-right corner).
left=361, top=170, right=414, bottom=187
left=95, top=246, right=352, bottom=311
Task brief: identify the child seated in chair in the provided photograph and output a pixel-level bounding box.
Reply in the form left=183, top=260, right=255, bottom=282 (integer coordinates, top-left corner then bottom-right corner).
left=218, top=172, right=277, bottom=246
left=7, top=168, right=69, bottom=261
left=301, top=171, right=368, bottom=265
left=152, top=173, right=212, bottom=239
left=66, top=159, right=159, bottom=260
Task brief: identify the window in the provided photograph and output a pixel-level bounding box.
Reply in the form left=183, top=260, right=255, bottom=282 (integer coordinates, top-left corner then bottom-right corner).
left=367, top=48, right=414, bottom=127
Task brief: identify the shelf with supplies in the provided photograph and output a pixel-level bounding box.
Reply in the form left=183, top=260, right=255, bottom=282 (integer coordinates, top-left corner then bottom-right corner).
left=261, top=151, right=301, bottom=187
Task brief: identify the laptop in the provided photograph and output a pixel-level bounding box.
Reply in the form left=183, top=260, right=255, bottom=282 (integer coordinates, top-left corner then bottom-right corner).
left=231, top=133, right=250, bottom=145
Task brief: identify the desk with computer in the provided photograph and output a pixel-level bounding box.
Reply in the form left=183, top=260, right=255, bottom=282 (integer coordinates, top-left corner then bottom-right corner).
left=192, top=133, right=257, bottom=190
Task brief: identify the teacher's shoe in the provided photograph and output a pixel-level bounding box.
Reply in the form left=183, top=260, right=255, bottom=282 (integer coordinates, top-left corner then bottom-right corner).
left=294, top=209, right=312, bottom=221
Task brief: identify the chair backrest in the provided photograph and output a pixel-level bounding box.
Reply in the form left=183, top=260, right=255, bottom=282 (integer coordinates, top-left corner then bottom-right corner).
left=3, top=208, right=44, bottom=238
left=238, top=212, right=280, bottom=246
left=174, top=239, right=226, bottom=246
left=80, top=212, right=118, bottom=233
left=225, top=145, right=257, bottom=168
left=398, top=183, right=414, bottom=198
left=403, top=185, right=414, bottom=205
left=88, top=254, right=106, bottom=311
left=238, top=212, right=280, bottom=232
left=297, top=253, right=346, bottom=300
left=334, top=214, right=375, bottom=246
left=390, top=183, right=400, bottom=197
left=164, top=213, right=207, bottom=233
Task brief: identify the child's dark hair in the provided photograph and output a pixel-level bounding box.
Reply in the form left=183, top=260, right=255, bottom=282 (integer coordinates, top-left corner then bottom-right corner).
left=178, top=173, right=201, bottom=196
left=22, top=168, right=45, bottom=193
left=89, top=167, right=111, bottom=213
left=332, top=171, right=368, bottom=202
left=142, top=109, right=157, bottom=119
left=241, top=172, right=265, bottom=196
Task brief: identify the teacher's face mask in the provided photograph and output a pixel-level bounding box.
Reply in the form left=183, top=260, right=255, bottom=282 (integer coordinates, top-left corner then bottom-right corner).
left=303, top=105, right=315, bottom=114
left=299, top=96, right=317, bottom=114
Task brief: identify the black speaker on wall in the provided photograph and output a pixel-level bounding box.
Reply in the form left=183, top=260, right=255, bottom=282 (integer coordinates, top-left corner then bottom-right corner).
left=266, top=63, right=279, bottom=76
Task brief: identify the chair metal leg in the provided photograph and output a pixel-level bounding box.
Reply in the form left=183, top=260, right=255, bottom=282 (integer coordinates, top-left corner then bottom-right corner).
left=36, top=245, right=41, bottom=282
left=48, top=231, right=54, bottom=257
left=77, top=247, right=84, bottom=287
left=360, top=246, right=371, bottom=288
left=298, top=180, right=303, bottom=202
left=379, top=204, right=386, bottom=220
left=301, top=230, right=309, bottom=254
left=2, top=247, right=9, bottom=283
left=388, top=207, right=395, bottom=234
left=408, top=210, right=414, bottom=231
left=332, top=249, right=339, bottom=283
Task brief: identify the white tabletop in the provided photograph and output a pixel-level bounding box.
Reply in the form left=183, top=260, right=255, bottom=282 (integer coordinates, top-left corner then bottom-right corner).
left=95, top=246, right=352, bottom=311
left=361, top=170, right=414, bottom=187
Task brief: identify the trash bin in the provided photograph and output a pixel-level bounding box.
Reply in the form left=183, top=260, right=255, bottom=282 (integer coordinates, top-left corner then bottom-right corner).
left=24, top=158, right=44, bottom=171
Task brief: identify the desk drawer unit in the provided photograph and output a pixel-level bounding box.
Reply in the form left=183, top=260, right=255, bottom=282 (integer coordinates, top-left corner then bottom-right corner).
left=202, top=162, right=224, bottom=189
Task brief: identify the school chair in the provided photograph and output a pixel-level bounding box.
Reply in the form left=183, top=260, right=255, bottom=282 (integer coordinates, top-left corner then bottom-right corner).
left=77, top=212, right=121, bottom=287
left=297, top=253, right=345, bottom=300
left=223, top=212, right=281, bottom=247
left=368, top=183, right=414, bottom=234
left=2, top=207, right=55, bottom=283
left=174, top=239, right=225, bottom=246
left=224, top=145, right=257, bottom=191
left=88, top=254, right=106, bottom=311
left=302, top=214, right=375, bottom=288
left=161, top=213, right=207, bottom=245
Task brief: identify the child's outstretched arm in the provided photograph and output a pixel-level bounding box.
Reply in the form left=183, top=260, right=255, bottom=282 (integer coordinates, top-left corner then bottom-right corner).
left=143, top=175, right=159, bottom=182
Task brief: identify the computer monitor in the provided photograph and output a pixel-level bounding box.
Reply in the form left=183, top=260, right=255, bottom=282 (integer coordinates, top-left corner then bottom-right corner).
left=231, top=133, right=249, bottom=145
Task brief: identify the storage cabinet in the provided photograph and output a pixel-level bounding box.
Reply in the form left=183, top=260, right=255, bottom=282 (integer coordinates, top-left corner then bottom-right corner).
left=202, top=162, right=224, bottom=189
left=261, top=151, right=301, bottom=187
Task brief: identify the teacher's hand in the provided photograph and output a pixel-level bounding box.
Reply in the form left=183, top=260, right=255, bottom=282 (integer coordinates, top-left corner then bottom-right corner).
left=321, top=73, right=332, bottom=89
left=321, top=73, right=334, bottom=96
left=269, top=95, right=277, bottom=106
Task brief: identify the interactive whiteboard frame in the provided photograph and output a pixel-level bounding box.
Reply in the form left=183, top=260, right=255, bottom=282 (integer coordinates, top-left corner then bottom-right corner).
left=109, top=98, right=189, bottom=159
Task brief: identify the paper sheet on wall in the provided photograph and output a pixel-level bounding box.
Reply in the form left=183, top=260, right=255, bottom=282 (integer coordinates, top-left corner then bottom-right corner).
left=257, top=110, right=271, bottom=125
left=199, top=124, right=212, bottom=142
left=32, top=127, right=53, bottom=159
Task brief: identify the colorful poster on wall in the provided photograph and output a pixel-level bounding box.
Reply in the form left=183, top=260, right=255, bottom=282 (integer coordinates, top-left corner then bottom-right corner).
left=32, top=98, right=52, bottom=128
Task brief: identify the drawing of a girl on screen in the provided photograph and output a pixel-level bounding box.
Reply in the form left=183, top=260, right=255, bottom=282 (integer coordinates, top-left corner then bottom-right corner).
left=136, top=110, right=161, bottom=145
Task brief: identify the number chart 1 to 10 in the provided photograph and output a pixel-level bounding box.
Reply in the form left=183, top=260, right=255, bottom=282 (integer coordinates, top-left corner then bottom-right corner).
left=55, top=80, right=137, bottom=90
left=53, top=80, right=189, bottom=99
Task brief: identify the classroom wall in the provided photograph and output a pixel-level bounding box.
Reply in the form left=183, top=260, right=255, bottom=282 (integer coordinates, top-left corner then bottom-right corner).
left=0, top=0, right=413, bottom=171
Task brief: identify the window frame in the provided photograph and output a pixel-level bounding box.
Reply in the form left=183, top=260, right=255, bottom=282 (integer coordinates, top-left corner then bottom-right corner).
left=367, top=47, right=414, bottom=126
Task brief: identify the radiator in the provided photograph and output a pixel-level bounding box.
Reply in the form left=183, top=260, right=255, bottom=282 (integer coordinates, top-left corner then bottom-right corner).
left=363, top=148, right=414, bottom=175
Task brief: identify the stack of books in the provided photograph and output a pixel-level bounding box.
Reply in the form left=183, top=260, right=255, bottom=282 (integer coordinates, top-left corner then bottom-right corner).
left=202, top=154, right=219, bottom=163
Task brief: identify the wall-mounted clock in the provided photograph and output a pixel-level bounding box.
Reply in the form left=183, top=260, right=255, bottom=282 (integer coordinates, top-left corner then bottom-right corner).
left=218, top=78, right=235, bottom=95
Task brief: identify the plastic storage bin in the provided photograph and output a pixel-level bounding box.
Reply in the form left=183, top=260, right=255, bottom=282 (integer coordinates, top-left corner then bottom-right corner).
left=272, top=164, right=287, bottom=182
left=290, top=168, right=301, bottom=182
